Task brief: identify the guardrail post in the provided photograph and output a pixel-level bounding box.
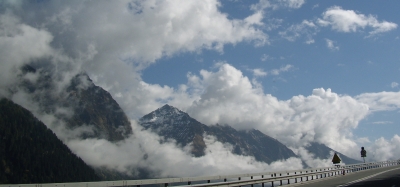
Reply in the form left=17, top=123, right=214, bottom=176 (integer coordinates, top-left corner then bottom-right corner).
left=287, top=173, right=290, bottom=184
left=188, top=181, right=191, bottom=185
left=261, top=175, right=265, bottom=187
left=271, top=181, right=274, bottom=187
left=300, top=172, right=303, bottom=182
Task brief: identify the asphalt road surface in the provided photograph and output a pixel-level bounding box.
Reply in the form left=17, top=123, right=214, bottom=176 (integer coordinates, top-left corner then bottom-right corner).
left=284, top=165, right=400, bottom=187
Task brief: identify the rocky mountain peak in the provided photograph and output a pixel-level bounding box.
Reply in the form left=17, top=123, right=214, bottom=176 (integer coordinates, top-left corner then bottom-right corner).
left=139, top=104, right=188, bottom=125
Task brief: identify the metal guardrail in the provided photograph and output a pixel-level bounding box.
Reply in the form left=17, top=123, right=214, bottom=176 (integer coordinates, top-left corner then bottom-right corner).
left=1, top=160, right=399, bottom=187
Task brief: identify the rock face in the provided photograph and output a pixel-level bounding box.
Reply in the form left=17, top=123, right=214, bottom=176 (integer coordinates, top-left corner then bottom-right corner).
left=64, top=73, right=132, bottom=141
left=208, top=125, right=298, bottom=163
left=20, top=66, right=132, bottom=141
left=140, top=104, right=207, bottom=157
left=139, top=104, right=297, bottom=163
left=0, top=98, right=100, bottom=184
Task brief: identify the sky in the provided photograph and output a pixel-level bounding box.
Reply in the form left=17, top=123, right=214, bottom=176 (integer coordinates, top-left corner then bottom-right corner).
left=1, top=0, right=400, bottom=178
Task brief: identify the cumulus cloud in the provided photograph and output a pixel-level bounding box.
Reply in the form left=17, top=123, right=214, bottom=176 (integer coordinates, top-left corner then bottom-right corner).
left=318, top=6, right=397, bottom=36
left=0, top=0, right=269, bottom=117
left=369, top=135, right=400, bottom=161
left=186, top=63, right=369, bottom=157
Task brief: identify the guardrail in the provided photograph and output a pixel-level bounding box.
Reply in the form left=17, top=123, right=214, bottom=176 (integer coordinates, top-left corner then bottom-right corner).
left=1, top=160, right=399, bottom=187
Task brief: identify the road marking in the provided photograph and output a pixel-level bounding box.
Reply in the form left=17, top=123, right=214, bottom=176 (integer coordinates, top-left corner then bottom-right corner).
left=337, top=167, right=400, bottom=187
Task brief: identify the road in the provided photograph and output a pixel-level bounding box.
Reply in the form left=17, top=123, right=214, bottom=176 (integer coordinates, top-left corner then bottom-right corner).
left=284, top=165, right=400, bottom=187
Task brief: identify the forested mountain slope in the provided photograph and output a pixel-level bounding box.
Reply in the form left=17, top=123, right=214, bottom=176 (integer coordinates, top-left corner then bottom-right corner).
left=0, top=98, right=100, bottom=184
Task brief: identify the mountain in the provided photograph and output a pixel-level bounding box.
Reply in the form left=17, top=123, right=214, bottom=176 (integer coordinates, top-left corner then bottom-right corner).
left=20, top=66, right=132, bottom=141
left=140, top=104, right=207, bottom=157
left=305, top=142, right=362, bottom=165
left=0, top=98, right=100, bottom=184
left=64, top=73, right=132, bottom=141
left=139, top=104, right=297, bottom=163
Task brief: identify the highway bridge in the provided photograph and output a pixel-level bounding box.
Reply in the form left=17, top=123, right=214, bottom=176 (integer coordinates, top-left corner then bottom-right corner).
left=1, top=160, right=399, bottom=187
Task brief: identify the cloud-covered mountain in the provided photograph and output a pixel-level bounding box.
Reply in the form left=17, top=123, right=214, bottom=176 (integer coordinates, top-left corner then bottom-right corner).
left=19, top=65, right=132, bottom=142
left=140, top=104, right=296, bottom=163
left=140, top=104, right=363, bottom=167
left=305, top=142, right=361, bottom=165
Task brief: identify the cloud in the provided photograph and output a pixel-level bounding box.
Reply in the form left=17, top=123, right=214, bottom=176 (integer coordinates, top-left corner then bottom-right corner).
left=0, top=13, right=54, bottom=97
left=251, top=0, right=305, bottom=11
left=186, top=63, right=369, bottom=157
left=270, top=64, right=294, bottom=75
left=279, top=20, right=318, bottom=42
left=325, top=38, right=339, bottom=50
left=356, top=91, right=400, bottom=111
left=279, top=0, right=305, bottom=9
left=0, top=0, right=270, bottom=117
left=67, top=121, right=304, bottom=177
left=261, top=54, right=273, bottom=61
left=369, top=135, right=400, bottom=161
left=318, top=6, right=397, bottom=36
left=252, top=68, right=268, bottom=77
left=391, top=82, right=399, bottom=88
left=371, top=121, right=393, bottom=125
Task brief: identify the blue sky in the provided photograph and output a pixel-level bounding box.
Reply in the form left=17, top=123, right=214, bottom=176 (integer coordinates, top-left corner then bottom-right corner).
left=1, top=0, right=400, bottom=175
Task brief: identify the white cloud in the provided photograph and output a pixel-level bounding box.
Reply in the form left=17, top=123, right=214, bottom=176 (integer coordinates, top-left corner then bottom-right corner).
left=279, top=20, right=318, bottom=42
left=356, top=91, right=400, bottom=111
left=371, top=121, right=393, bottom=125
left=67, top=121, right=303, bottom=177
left=270, top=64, right=294, bottom=75
left=0, top=0, right=269, bottom=118
left=356, top=137, right=370, bottom=144
left=318, top=6, right=397, bottom=36
left=279, top=0, right=305, bottom=9
left=261, top=54, right=273, bottom=61
left=305, top=39, right=315, bottom=44
left=252, top=68, right=268, bottom=77
left=0, top=13, right=54, bottom=96
left=251, top=0, right=305, bottom=11
left=391, top=82, right=399, bottom=88
left=186, top=63, right=369, bottom=157
left=369, top=135, right=400, bottom=161
left=325, top=38, right=339, bottom=50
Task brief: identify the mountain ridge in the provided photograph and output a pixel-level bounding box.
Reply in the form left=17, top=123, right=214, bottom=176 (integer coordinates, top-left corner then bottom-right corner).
left=140, top=104, right=298, bottom=163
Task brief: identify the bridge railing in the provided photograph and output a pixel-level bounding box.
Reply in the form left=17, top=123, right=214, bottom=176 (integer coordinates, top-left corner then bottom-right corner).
left=1, top=160, right=399, bottom=187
